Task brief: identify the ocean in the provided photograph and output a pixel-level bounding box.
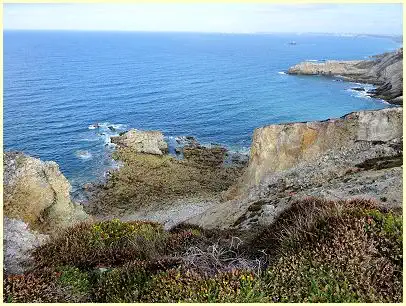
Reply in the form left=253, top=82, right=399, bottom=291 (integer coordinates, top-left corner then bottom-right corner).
left=4, top=31, right=401, bottom=191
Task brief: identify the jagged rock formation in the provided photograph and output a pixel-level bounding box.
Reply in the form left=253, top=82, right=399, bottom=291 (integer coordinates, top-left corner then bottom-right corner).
left=188, top=108, right=403, bottom=229
left=3, top=152, right=89, bottom=233
left=288, top=48, right=403, bottom=104
left=111, top=129, right=168, bottom=155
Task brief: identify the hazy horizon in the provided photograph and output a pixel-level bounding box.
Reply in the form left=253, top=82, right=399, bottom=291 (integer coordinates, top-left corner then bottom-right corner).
left=3, top=29, right=403, bottom=37
left=4, top=4, right=403, bottom=36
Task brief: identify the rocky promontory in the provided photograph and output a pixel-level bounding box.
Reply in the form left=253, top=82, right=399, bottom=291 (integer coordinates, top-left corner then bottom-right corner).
left=240, top=107, right=402, bottom=192
left=3, top=152, right=89, bottom=232
left=288, top=48, right=403, bottom=104
left=85, top=132, right=247, bottom=220
left=3, top=152, right=90, bottom=275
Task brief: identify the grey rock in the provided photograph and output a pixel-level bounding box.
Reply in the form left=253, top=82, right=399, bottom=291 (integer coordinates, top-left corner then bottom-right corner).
left=3, top=217, right=49, bottom=275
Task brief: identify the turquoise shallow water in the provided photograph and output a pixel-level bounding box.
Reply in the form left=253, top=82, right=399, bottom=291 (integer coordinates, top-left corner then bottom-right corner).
left=4, top=31, right=400, bottom=190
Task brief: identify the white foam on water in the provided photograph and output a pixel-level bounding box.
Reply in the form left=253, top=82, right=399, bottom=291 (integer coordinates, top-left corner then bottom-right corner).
left=278, top=71, right=286, bottom=75
left=80, top=137, right=99, bottom=142
left=110, top=123, right=127, bottom=130
left=75, top=150, right=92, bottom=160
left=346, top=87, right=382, bottom=101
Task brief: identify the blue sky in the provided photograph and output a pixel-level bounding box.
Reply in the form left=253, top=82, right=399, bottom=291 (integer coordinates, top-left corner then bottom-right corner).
left=3, top=3, right=403, bottom=35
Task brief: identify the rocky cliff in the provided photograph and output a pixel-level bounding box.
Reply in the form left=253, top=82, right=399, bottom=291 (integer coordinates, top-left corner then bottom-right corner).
left=189, top=107, right=403, bottom=229
left=240, top=107, right=402, bottom=191
left=3, top=152, right=89, bottom=233
left=3, top=152, right=91, bottom=274
left=288, top=48, right=403, bottom=104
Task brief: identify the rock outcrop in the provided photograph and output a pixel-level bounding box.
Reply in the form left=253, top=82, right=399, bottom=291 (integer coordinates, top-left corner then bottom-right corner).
left=3, top=152, right=89, bottom=233
left=111, top=129, right=168, bottom=155
left=3, top=217, right=49, bottom=275
left=240, top=107, right=402, bottom=192
left=288, top=48, right=403, bottom=104
left=188, top=108, right=403, bottom=229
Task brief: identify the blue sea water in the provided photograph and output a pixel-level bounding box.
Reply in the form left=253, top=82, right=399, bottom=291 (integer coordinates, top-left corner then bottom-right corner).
left=4, top=31, right=401, bottom=190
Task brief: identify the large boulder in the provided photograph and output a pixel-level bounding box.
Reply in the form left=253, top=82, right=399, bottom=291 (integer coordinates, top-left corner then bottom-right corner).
left=111, top=129, right=168, bottom=155
left=3, top=152, right=89, bottom=233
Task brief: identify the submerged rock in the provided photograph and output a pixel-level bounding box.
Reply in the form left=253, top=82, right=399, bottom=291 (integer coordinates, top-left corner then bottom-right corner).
left=111, top=129, right=168, bottom=155
left=3, top=152, right=89, bottom=233
left=351, top=87, right=365, bottom=91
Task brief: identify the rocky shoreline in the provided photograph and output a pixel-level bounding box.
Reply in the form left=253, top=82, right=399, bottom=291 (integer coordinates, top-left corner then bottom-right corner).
left=288, top=48, right=403, bottom=105
left=4, top=106, right=402, bottom=274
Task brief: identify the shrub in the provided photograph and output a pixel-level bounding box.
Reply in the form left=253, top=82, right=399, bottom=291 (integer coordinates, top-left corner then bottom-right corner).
left=6, top=198, right=402, bottom=303
left=32, top=219, right=168, bottom=269
left=93, top=264, right=151, bottom=302
left=142, top=268, right=266, bottom=303
left=57, top=266, right=90, bottom=295
left=260, top=198, right=403, bottom=302
left=3, top=268, right=65, bottom=303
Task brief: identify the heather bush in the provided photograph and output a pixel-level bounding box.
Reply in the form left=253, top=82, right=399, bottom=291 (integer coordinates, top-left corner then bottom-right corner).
left=3, top=268, right=67, bottom=303
left=57, top=266, right=90, bottom=296
left=261, top=198, right=403, bottom=302
left=32, top=219, right=168, bottom=269
left=5, top=198, right=402, bottom=303
left=142, top=268, right=266, bottom=302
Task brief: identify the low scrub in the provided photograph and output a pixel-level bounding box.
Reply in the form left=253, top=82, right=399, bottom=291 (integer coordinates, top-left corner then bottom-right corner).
left=4, top=198, right=402, bottom=303
left=32, top=219, right=168, bottom=269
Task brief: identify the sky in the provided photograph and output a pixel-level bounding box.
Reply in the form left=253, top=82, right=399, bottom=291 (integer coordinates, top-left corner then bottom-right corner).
left=3, top=3, right=403, bottom=35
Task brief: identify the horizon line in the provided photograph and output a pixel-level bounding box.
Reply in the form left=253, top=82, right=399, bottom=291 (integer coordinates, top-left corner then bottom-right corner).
left=3, top=29, right=403, bottom=37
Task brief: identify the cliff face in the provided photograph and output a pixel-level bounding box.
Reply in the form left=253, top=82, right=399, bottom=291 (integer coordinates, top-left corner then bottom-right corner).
left=288, top=49, right=403, bottom=104
left=241, top=107, right=402, bottom=191
left=4, top=152, right=91, bottom=274
left=3, top=152, right=89, bottom=233
left=189, top=107, right=403, bottom=229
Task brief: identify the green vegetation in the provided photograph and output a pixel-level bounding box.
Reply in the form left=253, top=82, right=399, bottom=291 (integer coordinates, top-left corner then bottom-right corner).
left=4, top=198, right=402, bottom=303
left=58, top=266, right=90, bottom=294
left=87, top=148, right=243, bottom=216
